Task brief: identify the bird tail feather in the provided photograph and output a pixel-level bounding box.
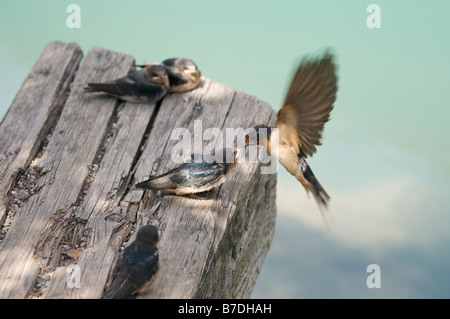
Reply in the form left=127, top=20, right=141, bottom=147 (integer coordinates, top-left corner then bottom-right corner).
left=297, top=156, right=331, bottom=229
left=84, top=82, right=119, bottom=95
left=134, top=172, right=177, bottom=190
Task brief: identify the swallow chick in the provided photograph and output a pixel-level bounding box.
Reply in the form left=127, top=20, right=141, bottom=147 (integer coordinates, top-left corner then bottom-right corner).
left=102, top=225, right=160, bottom=299
left=245, top=52, right=337, bottom=211
left=161, top=58, right=201, bottom=93
left=136, top=58, right=201, bottom=93
left=134, top=148, right=239, bottom=198
left=85, top=64, right=169, bottom=103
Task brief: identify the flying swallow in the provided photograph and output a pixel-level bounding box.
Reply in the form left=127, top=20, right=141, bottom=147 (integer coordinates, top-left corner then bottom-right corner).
left=134, top=148, right=239, bottom=198
left=102, top=225, right=160, bottom=299
left=136, top=58, right=201, bottom=93
left=85, top=64, right=169, bottom=103
left=245, top=52, right=337, bottom=211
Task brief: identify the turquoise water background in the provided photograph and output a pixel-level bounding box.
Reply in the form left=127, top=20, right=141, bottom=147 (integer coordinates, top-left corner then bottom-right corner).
left=1, top=1, right=449, bottom=298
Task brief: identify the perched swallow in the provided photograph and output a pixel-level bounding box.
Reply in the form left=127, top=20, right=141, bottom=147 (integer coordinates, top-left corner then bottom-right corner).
left=85, top=64, right=169, bottom=103
left=161, top=58, right=201, bottom=93
left=136, top=58, right=201, bottom=93
left=134, top=148, right=239, bottom=197
left=245, top=52, right=337, bottom=211
left=102, top=225, right=160, bottom=299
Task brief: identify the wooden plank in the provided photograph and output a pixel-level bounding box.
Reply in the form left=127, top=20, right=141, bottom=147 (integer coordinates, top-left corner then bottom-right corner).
left=131, top=78, right=239, bottom=299
left=130, top=87, right=278, bottom=298
left=42, top=101, right=158, bottom=298
left=0, top=41, right=82, bottom=225
left=41, top=78, right=276, bottom=299
left=0, top=46, right=134, bottom=298
left=0, top=44, right=277, bottom=298
left=194, top=92, right=278, bottom=298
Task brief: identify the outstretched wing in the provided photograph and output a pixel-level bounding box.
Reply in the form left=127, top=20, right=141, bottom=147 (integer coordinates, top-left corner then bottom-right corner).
left=276, top=52, right=337, bottom=158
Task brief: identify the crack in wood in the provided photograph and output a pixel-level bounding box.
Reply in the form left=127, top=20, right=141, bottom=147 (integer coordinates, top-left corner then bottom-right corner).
left=0, top=166, right=46, bottom=241
left=31, top=98, right=132, bottom=287
left=219, top=91, right=237, bottom=132
left=0, top=48, right=79, bottom=245
left=117, top=97, right=165, bottom=205
left=28, top=75, right=131, bottom=298
left=73, top=100, right=125, bottom=212
left=1, top=43, right=277, bottom=299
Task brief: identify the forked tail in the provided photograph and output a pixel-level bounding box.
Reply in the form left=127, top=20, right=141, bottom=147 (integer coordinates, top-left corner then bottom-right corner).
left=297, top=156, right=332, bottom=228
left=298, top=156, right=329, bottom=208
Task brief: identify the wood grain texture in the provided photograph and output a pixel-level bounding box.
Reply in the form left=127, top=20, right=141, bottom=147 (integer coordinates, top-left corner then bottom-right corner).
left=0, top=44, right=277, bottom=299
left=133, top=87, right=278, bottom=299
left=195, top=92, right=277, bottom=298
left=0, top=41, right=82, bottom=224
left=42, top=101, right=158, bottom=298
left=0, top=46, right=134, bottom=298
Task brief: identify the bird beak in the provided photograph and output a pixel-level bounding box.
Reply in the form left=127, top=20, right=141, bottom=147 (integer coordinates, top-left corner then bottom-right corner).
left=184, top=69, right=198, bottom=75
left=244, top=135, right=250, bottom=146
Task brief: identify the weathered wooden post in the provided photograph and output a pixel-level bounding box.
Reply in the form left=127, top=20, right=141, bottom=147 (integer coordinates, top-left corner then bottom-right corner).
left=0, top=41, right=277, bottom=298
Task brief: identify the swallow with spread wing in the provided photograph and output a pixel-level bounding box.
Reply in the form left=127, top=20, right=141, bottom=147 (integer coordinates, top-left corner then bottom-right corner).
left=245, top=52, right=337, bottom=211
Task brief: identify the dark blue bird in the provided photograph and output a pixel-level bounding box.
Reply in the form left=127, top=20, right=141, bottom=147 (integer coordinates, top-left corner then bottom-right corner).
left=102, top=225, right=160, bottom=299
left=161, top=58, right=201, bottom=93
left=134, top=148, right=239, bottom=197
left=85, top=64, right=169, bottom=103
left=136, top=58, right=201, bottom=93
